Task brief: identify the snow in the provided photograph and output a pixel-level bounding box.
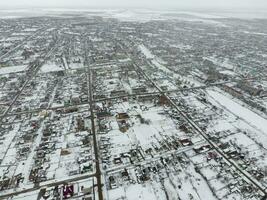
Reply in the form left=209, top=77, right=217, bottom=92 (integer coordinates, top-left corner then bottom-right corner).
left=102, top=10, right=227, bottom=25
left=220, top=70, right=237, bottom=76
left=108, top=182, right=166, bottom=200
left=108, top=10, right=164, bottom=22
left=175, top=12, right=225, bottom=19
left=0, top=15, right=22, bottom=19
left=12, top=191, right=38, bottom=200
left=40, top=63, right=64, bottom=73
left=139, top=44, right=154, bottom=59
left=176, top=17, right=227, bottom=27
left=204, top=57, right=235, bottom=70
left=207, top=89, right=267, bottom=134
left=243, top=31, right=267, bottom=36
left=69, top=62, right=84, bottom=70
left=0, top=65, right=28, bottom=74
left=1, top=8, right=267, bottom=22
left=139, top=44, right=202, bottom=87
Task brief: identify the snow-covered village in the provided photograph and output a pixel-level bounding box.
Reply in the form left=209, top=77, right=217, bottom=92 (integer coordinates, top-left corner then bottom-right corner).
left=0, top=4, right=267, bottom=200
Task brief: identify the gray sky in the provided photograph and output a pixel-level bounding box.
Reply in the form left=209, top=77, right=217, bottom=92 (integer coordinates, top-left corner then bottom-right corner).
left=0, top=0, right=267, bottom=9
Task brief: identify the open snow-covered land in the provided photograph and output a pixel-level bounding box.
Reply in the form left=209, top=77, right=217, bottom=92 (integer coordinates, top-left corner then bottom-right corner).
left=0, top=8, right=267, bottom=200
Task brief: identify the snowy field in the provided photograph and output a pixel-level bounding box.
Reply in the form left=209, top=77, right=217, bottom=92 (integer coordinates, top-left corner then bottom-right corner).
left=0, top=65, right=28, bottom=74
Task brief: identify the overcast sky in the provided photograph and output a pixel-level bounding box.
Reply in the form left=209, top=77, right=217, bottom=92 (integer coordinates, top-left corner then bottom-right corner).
left=0, top=0, right=267, bottom=9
